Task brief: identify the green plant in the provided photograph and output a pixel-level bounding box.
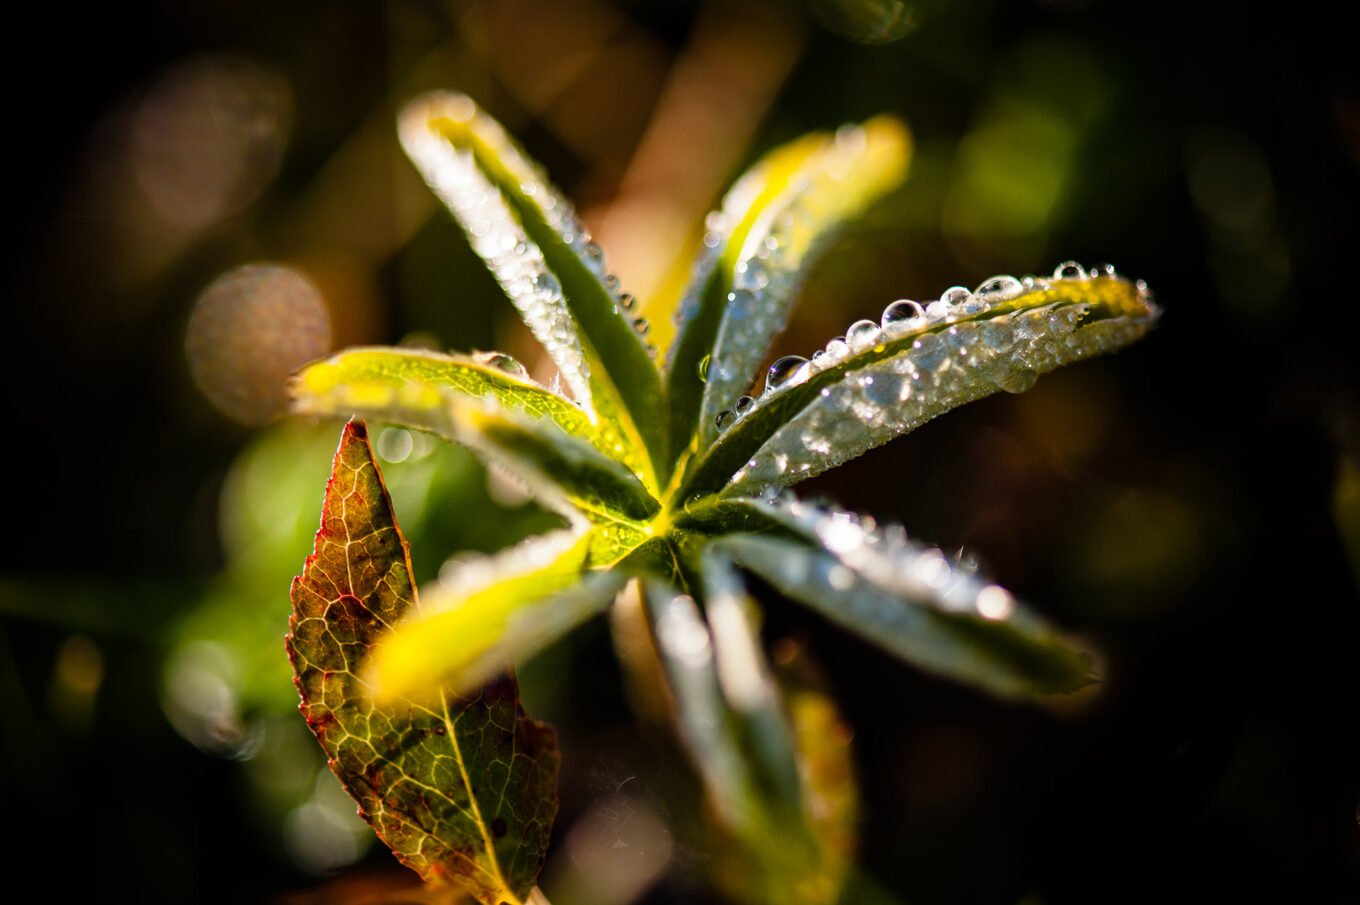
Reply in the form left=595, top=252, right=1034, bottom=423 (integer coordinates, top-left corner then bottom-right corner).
left=286, top=92, right=1159, bottom=905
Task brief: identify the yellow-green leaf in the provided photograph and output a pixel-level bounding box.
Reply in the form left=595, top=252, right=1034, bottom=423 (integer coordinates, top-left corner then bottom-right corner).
left=399, top=92, right=667, bottom=488
left=682, top=271, right=1159, bottom=498
left=286, top=421, right=557, bottom=904
left=292, top=346, right=644, bottom=480
left=366, top=529, right=627, bottom=703
left=294, top=349, right=660, bottom=524
left=665, top=117, right=911, bottom=461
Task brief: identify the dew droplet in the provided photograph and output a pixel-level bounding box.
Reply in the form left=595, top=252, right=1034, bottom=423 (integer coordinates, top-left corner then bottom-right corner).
left=604, top=273, right=621, bottom=292
left=810, top=349, right=827, bottom=366
left=735, top=395, right=755, bottom=415
left=846, top=319, right=880, bottom=351
left=697, top=355, right=711, bottom=382
left=1092, top=262, right=1117, bottom=277
left=882, top=299, right=924, bottom=327
left=715, top=410, right=735, bottom=432
left=533, top=272, right=560, bottom=295
left=766, top=355, right=810, bottom=393
left=583, top=242, right=604, bottom=267
left=741, top=258, right=770, bottom=289
left=994, top=367, right=1039, bottom=394
left=824, top=336, right=848, bottom=358
left=940, top=286, right=972, bottom=307
left=974, top=275, right=1023, bottom=303
left=633, top=317, right=650, bottom=336
left=475, top=351, right=527, bottom=378
left=1053, top=260, right=1087, bottom=280
left=924, top=300, right=951, bottom=320
left=619, top=293, right=637, bottom=312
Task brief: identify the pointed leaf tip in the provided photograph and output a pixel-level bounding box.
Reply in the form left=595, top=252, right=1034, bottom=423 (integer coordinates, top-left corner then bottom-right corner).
left=399, top=91, right=668, bottom=487
left=666, top=115, right=912, bottom=456
left=287, top=421, right=557, bottom=904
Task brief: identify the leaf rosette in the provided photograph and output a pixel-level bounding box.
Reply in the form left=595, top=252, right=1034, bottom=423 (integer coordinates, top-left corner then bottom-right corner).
left=289, top=91, right=1160, bottom=904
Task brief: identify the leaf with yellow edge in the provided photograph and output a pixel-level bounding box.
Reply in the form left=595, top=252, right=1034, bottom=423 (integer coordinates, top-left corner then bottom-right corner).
left=287, top=421, right=557, bottom=905
left=400, top=92, right=667, bottom=486
left=682, top=270, right=1159, bottom=498
left=366, top=529, right=625, bottom=702
left=293, top=346, right=645, bottom=482
left=294, top=349, right=660, bottom=524
left=666, top=117, right=912, bottom=455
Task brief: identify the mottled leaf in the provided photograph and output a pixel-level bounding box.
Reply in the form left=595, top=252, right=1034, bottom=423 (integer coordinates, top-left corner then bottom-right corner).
left=665, top=118, right=911, bottom=455
left=293, top=346, right=645, bottom=480
left=400, top=92, right=666, bottom=486
left=682, top=269, right=1159, bottom=498
left=368, top=529, right=626, bottom=702
left=287, top=421, right=557, bottom=904
left=714, top=495, right=1095, bottom=699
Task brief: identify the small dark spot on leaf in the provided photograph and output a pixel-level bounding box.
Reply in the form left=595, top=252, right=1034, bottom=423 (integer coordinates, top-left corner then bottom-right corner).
left=492, top=817, right=507, bottom=838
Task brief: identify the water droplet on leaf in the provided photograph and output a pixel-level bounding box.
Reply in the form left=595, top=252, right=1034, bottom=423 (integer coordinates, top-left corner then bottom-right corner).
left=994, top=367, right=1039, bottom=393
left=1053, top=260, right=1087, bottom=280
left=475, top=351, right=527, bottom=378
left=940, top=286, right=972, bottom=307
left=882, top=299, right=924, bottom=326
left=533, top=272, right=560, bottom=295
left=846, top=319, right=880, bottom=351
left=974, top=275, right=1023, bottom=303
left=766, top=355, right=810, bottom=392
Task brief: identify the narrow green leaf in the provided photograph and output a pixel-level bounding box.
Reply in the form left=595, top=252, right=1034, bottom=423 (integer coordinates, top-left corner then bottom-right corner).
left=698, top=554, right=803, bottom=808
left=665, top=118, right=911, bottom=459
left=296, top=356, right=660, bottom=524
left=450, top=398, right=661, bottom=524
left=369, top=529, right=625, bottom=702
left=767, top=641, right=859, bottom=903
left=400, top=92, right=667, bottom=486
left=644, top=572, right=844, bottom=905
left=714, top=495, right=1095, bottom=699
left=293, top=346, right=646, bottom=480
left=682, top=270, right=1159, bottom=498
left=287, top=421, right=557, bottom=904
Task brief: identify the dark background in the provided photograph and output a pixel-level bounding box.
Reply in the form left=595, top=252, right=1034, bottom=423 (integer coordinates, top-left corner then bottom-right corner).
left=2, top=1, right=1357, bottom=902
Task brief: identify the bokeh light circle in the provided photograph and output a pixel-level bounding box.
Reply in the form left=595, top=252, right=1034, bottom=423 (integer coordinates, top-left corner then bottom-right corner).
left=186, top=263, right=331, bottom=425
